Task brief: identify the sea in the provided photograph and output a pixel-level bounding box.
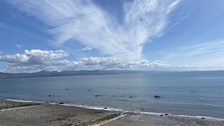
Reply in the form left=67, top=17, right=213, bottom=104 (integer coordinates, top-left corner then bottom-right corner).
left=0, top=71, right=224, bottom=118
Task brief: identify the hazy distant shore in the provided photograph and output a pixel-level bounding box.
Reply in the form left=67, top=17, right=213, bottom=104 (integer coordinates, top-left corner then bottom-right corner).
left=0, top=99, right=224, bottom=126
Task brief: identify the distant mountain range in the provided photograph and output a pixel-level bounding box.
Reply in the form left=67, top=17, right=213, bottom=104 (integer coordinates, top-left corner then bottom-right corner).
left=0, top=70, right=124, bottom=79
left=1, top=70, right=223, bottom=79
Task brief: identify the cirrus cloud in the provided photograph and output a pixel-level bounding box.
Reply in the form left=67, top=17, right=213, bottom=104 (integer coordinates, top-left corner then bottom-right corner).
left=7, top=0, right=181, bottom=61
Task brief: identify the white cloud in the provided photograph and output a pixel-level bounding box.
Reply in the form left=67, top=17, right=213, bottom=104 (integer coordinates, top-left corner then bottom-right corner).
left=53, top=57, right=172, bottom=71
left=0, top=49, right=173, bottom=73
left=2, top=49, right=223, bottom=73
left=8, top=0, right=181, bottom=61
left=0, top=49, right=68, bottom=64
left=24, top=49, right=68, bottom=63
left=81, top=47, right=92, bottom=51
left=0, top=53, right=29, bottom=63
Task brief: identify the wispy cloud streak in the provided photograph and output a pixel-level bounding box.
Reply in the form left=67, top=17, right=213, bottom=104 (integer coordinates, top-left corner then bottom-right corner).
left=8, top=0, right=180, bottom=60
left=163, top=40, right=224, bottom=66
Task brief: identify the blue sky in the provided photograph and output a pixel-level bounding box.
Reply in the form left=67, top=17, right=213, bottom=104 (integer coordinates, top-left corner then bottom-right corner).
left=0, top=0, right=224, bottom=73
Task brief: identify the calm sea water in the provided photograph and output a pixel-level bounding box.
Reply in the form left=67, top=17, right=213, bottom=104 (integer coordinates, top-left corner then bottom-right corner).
left=0, top=71, right=224, bottom=118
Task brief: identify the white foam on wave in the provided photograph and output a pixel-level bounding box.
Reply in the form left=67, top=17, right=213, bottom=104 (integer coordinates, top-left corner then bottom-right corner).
left=133, top=111, right=224, bottom=121
left=173, top=114, right=224, bottom=121
left=5, top=98, right=122, bottom=112
left=4, top=98, right=224, bottom=121
left=5, top=99, right=43, bottom=103
left=62, top=103, right=123, bottom=112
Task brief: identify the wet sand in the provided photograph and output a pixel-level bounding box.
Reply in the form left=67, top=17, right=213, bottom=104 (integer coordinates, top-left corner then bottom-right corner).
left=0, top=100, right=120, bottom=126
left=0, top=100, right=224, bottom=126
left=0, top=100, right=41, bottom=110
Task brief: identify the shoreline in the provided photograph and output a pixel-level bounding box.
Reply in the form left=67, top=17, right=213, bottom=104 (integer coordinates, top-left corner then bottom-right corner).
left=4, top=98, right=224, bottom=121
left=1, top=99, right=224, bottom=126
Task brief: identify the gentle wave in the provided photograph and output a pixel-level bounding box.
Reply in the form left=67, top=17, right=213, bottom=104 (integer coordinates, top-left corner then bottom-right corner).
left=136, top=111, right=224, bottom=121
left=5, top=98, right=224, bottom=121
left=63, top=103, right=123, bottom=111
left=5, top=99, right=44, bottom=103
left=152, top=100, right=224, bottom=108
left=5, top=98, right=122, bottom=111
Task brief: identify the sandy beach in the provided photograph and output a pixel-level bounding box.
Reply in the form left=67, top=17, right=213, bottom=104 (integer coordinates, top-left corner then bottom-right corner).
left=0, top=100, right=120, bottom=126
left=0, top=100, right=223, bottom=126
left=102, top=113, right=224, bottom=126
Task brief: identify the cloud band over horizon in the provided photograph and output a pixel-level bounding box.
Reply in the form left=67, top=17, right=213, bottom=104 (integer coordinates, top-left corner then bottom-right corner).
left=1, top=48, right=223, bottom=73
left=0, top=49, right=173, bottom=73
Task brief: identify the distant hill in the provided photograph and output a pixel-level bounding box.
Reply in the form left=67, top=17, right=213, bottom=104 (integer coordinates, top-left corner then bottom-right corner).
left=1, top=70, right=223, bottom=79
left=0, top=70, right=125, bottom=79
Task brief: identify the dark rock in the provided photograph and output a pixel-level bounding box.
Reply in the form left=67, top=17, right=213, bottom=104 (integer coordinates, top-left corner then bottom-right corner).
left=59, top=102, right=64, bottom=105
left=160, top=114, right=163, bottom=116
left=154, top=95, right=161, bottom=98
left=164, top=113, right=168, bottom=116
left=95, top=95, right=103, bottom=98
left=201, top=117, right=205, bottom=119
left=48, top=94, right=51, bottom=97
left=129, top=96, right=133, bottom=98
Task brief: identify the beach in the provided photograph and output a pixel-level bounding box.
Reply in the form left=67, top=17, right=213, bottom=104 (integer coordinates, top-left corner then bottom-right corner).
left=0, top=100, right=224, bottom=126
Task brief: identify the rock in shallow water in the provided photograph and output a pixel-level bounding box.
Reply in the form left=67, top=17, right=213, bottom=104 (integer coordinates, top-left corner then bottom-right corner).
left=154, top=95, right=161, bottom=98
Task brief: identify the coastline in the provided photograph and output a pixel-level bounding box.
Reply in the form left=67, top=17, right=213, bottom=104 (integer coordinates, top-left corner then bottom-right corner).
left=5, top=98, right=224, bottom=121
left=0, top=99, right=224, bottom=126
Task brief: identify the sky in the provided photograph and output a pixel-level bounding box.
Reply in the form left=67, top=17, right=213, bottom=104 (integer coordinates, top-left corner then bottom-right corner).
left=0, top=0, right=224, bottom=73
